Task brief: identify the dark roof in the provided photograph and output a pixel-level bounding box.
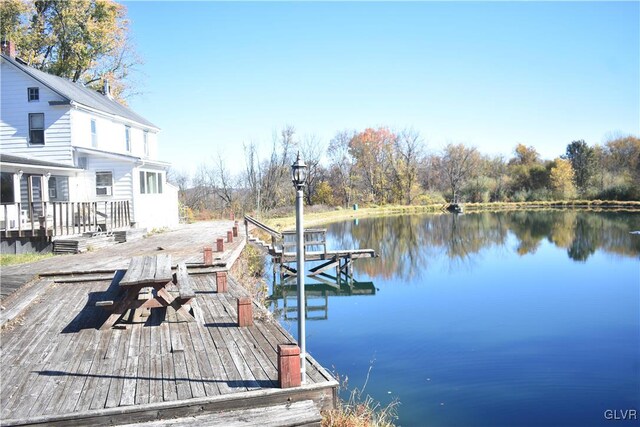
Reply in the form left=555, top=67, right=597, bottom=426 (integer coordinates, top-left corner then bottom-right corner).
left=0, top=153, right=80, bottom=170
left=1, top=53, right=158, bottom=130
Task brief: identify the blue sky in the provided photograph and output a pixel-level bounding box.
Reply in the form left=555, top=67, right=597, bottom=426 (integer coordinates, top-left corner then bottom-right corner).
left=123, top=1, right=639, bottom=176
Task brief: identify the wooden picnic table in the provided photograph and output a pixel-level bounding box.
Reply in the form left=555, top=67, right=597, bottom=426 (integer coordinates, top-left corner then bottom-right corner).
left=100, top=254, right=197, bottom=330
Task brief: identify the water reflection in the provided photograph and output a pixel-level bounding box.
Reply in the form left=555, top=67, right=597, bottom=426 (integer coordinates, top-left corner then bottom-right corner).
left=328, top=210, right=640, bottom=280
left=267, top=275, right=376, bottom=321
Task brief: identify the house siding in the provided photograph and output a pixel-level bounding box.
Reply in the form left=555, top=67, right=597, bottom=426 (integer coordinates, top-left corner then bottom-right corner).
left=1, top=55, right=177, bottom=231
left=0, top=60, right=73, bottom=165
left=132, top=167, right=178, bottom=229
left=70, top=109, right=159, bottom=158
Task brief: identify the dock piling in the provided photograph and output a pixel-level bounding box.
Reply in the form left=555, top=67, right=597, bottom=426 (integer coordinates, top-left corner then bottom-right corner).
left=203, top=246, right=213, bottom=265
left=216, top=271, right=228, bottom=293
left=278, top=344, right=301, bottom=388
left=237, top=297, right=253, bottom=327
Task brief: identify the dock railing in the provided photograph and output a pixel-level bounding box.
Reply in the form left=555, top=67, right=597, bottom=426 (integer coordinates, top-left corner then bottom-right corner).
left=244, top=215, right=327, bottom=257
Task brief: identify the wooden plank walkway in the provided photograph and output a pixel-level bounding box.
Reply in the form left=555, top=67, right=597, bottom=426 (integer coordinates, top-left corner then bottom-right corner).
left=0, top=221, right=242, bottom=303
left=0, top=273, right=337, bottom=426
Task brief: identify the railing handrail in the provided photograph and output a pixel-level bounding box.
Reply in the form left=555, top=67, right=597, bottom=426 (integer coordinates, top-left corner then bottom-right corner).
left=244, top=215, right=283, bottom=239
left=1, top=200, right=131, bottom=237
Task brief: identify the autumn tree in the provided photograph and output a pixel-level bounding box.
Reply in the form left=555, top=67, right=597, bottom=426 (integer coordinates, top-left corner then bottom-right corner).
left=312, top=181, right=334, bottom=206
left=549, top=158, right=577, bottom=199
left=508, top=144, right=548, bottom=197
left=564, top=140, right=595, bottom=194
left=348, top=127, right=396, bottom=204
left=0, top=0, right=140, bottom=102
left=606, top=136, right=640, bottom=183
left=440, top=143, right=480, bottom=203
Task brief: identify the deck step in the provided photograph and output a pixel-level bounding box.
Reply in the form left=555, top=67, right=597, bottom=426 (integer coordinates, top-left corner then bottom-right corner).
left=121, top=399, right=322, bottom=426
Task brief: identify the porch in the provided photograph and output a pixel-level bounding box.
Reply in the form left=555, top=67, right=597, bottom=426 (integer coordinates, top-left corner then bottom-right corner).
left=0, top=200, right=132, bottom=238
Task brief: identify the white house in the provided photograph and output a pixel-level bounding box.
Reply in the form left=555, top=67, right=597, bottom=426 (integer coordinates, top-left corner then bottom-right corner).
left=0, top=41, right=178, bottom=238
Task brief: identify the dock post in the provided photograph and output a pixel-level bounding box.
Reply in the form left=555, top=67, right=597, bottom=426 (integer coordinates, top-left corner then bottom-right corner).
left=232, top=225, right=238, bottom=237
left=216, top=271, right=228, bottom=293
left=203, top=246, right=213, bottom=266
left=237, top=297, right=253, bottom=327
left=216, top=238, right=224, bottom=252
left=278, top=344, right=301, bottom=388
left=227, top=230, right=233, bottom=243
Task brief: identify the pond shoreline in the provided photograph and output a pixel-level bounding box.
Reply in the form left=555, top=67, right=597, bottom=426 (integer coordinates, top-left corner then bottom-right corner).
left=263, top=200, right=640, bottom=231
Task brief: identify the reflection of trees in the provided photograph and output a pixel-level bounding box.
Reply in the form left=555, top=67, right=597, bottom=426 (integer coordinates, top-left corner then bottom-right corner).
left=568, top=215, right=599, bottom=261
left=326, top=210, right=640, bottom=280
left=327, top=212, right=509, bottom=280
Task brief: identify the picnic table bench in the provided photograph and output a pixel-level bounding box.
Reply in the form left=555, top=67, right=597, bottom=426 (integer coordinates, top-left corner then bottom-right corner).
left=99, top=254, right=197, bottom=330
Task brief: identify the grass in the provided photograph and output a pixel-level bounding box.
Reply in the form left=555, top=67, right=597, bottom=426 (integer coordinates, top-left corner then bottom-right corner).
left=229, top=244, right=269, bottom=314
left=0, top=252, right=54, bottom=266
left=322, top=364, right=399, bottom=427
left=263, top=204, right=444, bottom=231
left=261, top=200, right=640, bottom=231
left=144, top=227, right=170, bottom=237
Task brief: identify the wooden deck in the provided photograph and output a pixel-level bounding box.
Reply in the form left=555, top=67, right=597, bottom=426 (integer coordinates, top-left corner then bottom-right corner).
left=0, top=273, right=337, bottom=426
left=0, top=221, right=244, bottom=303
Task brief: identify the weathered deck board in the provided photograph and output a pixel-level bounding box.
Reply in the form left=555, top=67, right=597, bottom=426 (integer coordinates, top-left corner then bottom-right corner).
left=1, top=270, right=337, bottom=426
left=119, top=399, right=322, bottom=426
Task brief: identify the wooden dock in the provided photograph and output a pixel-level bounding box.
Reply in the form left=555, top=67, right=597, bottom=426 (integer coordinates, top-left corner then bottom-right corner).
left=0, top=273, right=337, bottom=426
left=244, top=215, right=377, bottom=270
left=0, top=220, right=338, bottom=426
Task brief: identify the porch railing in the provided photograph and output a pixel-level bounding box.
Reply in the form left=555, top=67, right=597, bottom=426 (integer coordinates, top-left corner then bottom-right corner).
left=1, top=200, right=131, bottom=237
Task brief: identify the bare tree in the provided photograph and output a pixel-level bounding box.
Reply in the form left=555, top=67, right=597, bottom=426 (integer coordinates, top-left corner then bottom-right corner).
left=243, top=141, right=261, bottom=214
left=328, top=130, right=356, bottom=207
left=391, top=128, right=424, bottom=204
left=167, top=168, right=190, bottom=193
left=213, top=153, right=235, bottom=209
left=300, top=134, right=324, bottom=205
left=260, top=126, right=296, bottom=211
left=188, top=163, right=214, bottom=210
left=440, top=143, right=480, bottom=203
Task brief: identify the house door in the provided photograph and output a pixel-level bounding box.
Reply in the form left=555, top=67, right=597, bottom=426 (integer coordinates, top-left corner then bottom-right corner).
left=20, top=174, right=43, bottom=220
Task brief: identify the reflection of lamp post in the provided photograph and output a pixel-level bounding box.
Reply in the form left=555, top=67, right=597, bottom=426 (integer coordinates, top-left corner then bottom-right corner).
left=291, top=151, right=308, bottom=383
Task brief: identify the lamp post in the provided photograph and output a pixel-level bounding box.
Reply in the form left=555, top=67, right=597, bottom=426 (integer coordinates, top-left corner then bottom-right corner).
left=291, top=151, right=308, bottom=384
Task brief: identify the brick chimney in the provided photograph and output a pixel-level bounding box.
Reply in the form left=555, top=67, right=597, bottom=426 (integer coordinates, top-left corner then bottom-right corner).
left=1, top=39, right=16, bottom=58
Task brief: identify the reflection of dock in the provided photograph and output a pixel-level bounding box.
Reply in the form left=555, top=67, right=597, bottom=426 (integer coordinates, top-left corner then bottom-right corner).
left=268, top=276, right=376, bottom=321
left=245, top=215, right=377, bottom=321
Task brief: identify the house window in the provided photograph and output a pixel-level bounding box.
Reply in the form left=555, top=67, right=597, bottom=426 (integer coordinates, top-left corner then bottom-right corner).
left=125, top=126, right=131, bottom=152
left=48, top=176, right=57, bottom=199
left=139, top=171, right=163, bottom=194
left=96, top=171, right=113, bottom=196
left=143, top=131, right=149, bottom=157
left=1, top=172, right=15, bottom=204
left=91, top=119, right=98, bottom=147
left=29, top=113, right=45, bottom=144
left=27, top=87, right=39, bottom=102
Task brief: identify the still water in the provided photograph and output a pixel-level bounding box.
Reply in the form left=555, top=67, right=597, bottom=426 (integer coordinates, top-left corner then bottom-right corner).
left=266, top=210, right=640, bottom=427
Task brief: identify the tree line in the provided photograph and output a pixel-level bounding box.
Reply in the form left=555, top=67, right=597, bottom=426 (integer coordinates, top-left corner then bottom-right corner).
left=168, top=126, right=640, bottom=218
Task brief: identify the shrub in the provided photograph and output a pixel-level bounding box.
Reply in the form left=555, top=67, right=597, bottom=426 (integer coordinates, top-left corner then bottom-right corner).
left=415, top=191, right=446, bottom=205
left=596, top=184, right=640, bottom=201
left=512, top=190, right=529, bottom=202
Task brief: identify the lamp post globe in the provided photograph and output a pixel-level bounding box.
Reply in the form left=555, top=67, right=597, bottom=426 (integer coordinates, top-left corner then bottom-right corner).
left=291, top=152, right=307, bottom=189
left=291, top=151, right=307, bottom=383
